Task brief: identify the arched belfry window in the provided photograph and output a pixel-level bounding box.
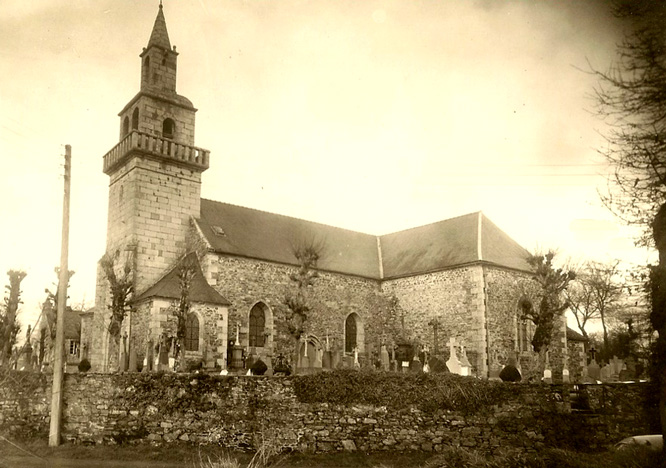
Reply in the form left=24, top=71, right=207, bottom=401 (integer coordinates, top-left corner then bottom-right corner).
left=345, top=313, right=359, bottom=353
left=184, top=313, right=200, bottom=351
left=249, top=303, right=267, bottom=347
left=131, top=108, right=139, bottom=131
left=123, top=116, right=129, bottom=136
left=162, top=118, right=175, bottom=139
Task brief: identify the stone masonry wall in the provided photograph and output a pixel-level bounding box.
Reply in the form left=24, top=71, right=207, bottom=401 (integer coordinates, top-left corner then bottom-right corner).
left=381, top=266, right=486, bottom=375
left=483, top=266, right=539, bottom=374
left=202, top=253, right=394, bottom=364
left=0, top=372, right=653, bottom=453
left=89, top=157, right=204, bottom=371
left=106, top=156, right=202, bottom=294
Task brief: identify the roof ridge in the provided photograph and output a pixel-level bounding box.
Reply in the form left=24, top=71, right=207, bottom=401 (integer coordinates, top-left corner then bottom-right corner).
left=201, top=199, right=491, bottom=240
left=378, top=211, right=482, bottom=237
left=199, top=198, right=378, bottom=237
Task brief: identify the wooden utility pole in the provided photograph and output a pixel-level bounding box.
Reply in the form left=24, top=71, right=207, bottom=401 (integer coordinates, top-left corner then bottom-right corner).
left=49, top=145, right=71, bottom=447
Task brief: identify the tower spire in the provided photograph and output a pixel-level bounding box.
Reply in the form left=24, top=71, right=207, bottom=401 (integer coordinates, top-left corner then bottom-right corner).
left=147, top=2, right=171, bottom=51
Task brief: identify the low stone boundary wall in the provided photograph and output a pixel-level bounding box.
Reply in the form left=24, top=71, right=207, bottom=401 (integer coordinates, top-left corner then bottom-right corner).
left=0, top=371, right=655, bottom=453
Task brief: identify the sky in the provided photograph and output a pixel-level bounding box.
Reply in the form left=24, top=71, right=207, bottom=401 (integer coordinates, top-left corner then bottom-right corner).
left=0, top=0, right=657, bottom=332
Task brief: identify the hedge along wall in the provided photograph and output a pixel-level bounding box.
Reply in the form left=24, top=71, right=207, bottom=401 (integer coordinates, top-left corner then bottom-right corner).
left=0, top=370, right=656, bottom=453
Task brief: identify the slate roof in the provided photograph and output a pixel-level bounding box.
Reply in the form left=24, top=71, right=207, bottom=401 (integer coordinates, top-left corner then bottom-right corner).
left=39, top=305, right=81, bottom=340
left=147, top=4, right=171, bottom=51
left=197, top=199, right=381, bottom=278
left=136, top=252, right=231, bottom=305
left=566, top=327, right=588, bottom=342
left=195, top=200, right=533, bottom=279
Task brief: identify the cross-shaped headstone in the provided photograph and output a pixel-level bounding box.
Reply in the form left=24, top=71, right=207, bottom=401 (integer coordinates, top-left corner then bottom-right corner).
left=447, top=337, right=457, bottom=351
left=446, top=337, right=462, bottom=375
left=588, top=346, right=597, bottom=363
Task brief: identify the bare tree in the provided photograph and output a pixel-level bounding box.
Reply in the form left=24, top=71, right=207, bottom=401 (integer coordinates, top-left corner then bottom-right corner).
left=565, top=279, right=597, bottom=340
left=0, top=270, right=26, bottom=366
left=585, top=261, right=623, bottom=352
left=520, top=251, right=575, bottom=354
left=591, top=1, right=666, bottom=450
left=593, top=2, right=666, bottom=246
left=282, top=238, right=325, bottom=364
left=171, top=257, right=195, bottom=370
left=100, top=248, right=134, bottom=371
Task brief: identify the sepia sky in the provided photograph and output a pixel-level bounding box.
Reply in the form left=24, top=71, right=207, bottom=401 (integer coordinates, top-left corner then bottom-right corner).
left=0, top=0, right=656, bottom=329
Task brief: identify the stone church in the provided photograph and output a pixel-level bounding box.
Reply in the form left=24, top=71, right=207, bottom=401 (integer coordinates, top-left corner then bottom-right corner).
left=81, top=4, right=575, bottom=379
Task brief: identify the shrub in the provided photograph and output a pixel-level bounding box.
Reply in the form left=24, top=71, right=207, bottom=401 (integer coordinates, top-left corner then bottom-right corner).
left=116, top=372, right=233, bottom=415
left=78, top=358, right=91, bottom=373
left=293, top=368, right=508, bottom=415
left=185, top=359, right=203, bottom=372
left=499, top=365, right=521, bottom=382
left=428, top=356, right=449, bottom=373
left=250, top=358, right=268, bottom=376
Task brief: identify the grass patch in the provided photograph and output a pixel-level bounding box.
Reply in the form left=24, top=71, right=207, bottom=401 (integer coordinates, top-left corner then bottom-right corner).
left=422, top=446, right=661, bottom=468
left=1, top=440, right=659, bottom=468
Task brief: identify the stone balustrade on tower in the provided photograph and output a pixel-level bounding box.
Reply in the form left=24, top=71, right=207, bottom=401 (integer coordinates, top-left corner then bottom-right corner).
left=103, top=130, right=209, bottom=175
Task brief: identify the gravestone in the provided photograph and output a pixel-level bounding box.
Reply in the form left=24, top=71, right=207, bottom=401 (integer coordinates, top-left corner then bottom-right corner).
left=460, top=346, right=471, bottom=376
left=619, top=362, right=633, bottom=381
left=446, top=338, right=462, bottom=375
left=623, top=356, right=637, bottom=381
left=409, top=355, right=423, bottom=373
left=158, top=338, right=170, bottom=371
left=542, top=351, right=552, bottom=384
left=331, top=348, right=340, bottom=369
left=488, top=350, right=502, bottom=380
left=580, top=363, right=595, bottom=384
left=380, top=344, right=390, bottom=371
left=119, top=335, right=128, bottom=372
left=322, top=350, right=332, bottom=369
left=562, top=368, right=570, bottom=383
left=144, top=338, right=154, bottom=372
left=313, top=348, right=323, bottom=368
left=230, top=345, right=243, bottom=371
left=588, top=359, right=600, bottom=381
left=128, top=340, right=138, bottom=372
left=600, top=363, right=612, bottom=382
left=610, top=356, right=623, bottom=380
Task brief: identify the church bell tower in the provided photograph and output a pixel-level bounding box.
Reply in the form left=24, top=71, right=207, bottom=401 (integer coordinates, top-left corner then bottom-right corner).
left=100, top=3, right=210, bottom=297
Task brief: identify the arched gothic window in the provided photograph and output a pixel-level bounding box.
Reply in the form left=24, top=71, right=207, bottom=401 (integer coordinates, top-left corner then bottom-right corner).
left=162, top=118, right=175, bottom=139
left=345, top=313, right=359, bottom=353
left=123, top=116, right=130, bottom=136
left=131, top=108, right=139, bottom=130
left=184, top=313, right=199, bottom=351
left=249, top=303, right=266, bottom=347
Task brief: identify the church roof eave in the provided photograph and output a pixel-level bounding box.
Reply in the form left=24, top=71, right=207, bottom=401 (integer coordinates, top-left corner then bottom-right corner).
left=118, top=91, right=196, bottom=116
left=135, top=252, right=231, bottom=306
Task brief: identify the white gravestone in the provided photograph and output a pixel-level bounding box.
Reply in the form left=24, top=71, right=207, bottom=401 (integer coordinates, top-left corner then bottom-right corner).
left=446, top=337, right=462, bottom=375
